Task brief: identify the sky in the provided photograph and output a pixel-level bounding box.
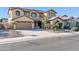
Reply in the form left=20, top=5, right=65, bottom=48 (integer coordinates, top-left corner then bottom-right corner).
left=0, top=7, right=79, bottom=19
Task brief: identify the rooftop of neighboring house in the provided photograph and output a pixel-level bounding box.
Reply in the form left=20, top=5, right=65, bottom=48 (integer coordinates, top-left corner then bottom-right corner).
left=49, top=15, right=76, bottom=21
left=76, top=17, right=79, bottom=22
left=60, top=15, right=71, bottom=20
left=0, top=18, right=8, bottom=22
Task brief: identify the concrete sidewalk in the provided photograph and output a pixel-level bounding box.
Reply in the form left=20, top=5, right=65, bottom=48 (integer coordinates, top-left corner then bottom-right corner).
left=0, top=30, right=79, bottom=44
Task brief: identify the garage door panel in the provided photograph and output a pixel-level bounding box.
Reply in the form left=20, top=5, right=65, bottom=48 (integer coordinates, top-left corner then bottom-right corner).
left=16, top=23, right=32, bottom=29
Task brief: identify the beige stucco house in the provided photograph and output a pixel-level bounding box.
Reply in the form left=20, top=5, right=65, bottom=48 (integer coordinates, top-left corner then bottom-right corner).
left=49, top=15, right=77, bottom=29
left=49, top=16, right=64, bottom=29
left=8, top=7, right=56, bottom=29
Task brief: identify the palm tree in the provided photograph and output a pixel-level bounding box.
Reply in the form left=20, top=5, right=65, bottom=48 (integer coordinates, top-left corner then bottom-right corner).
left=43, top=13, right=50, bottom=30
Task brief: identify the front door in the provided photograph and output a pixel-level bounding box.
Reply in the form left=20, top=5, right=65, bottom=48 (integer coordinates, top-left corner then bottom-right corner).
left=34, top=21, right=42, bottom=29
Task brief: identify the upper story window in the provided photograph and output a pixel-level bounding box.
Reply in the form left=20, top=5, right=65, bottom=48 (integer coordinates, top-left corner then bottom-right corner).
left=31, top=12, right=37, bottom=17
left=16, top=11, right=20, bottom=16
left=48, top=13, right=55, bottom=17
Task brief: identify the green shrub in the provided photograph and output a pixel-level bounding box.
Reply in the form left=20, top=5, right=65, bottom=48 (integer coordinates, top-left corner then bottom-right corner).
left=70, top=27, right=79, bottom=31
left=53, top=23, right=59, bottom=31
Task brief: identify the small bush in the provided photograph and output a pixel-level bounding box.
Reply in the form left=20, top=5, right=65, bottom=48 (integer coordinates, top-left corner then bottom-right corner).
left=70, top=27, right=79, bottom=32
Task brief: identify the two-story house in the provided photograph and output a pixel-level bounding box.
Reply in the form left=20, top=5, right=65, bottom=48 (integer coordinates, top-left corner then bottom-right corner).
left=8, top=7, right=56, bottom=29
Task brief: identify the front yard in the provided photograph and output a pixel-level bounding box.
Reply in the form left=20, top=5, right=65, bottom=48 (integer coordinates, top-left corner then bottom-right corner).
left=0, top=29, right=79, bottom=44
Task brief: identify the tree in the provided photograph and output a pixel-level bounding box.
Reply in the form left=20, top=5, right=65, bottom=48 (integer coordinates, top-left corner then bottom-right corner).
left=52, top=21, right=63, bottom=31
left=43, top=13, right=51, bottom=30
left=57, top=22, right=63, bottom=29
left=68, top=19, right=76, bottom=29
left=64, top=22, right=70, bottom=29
left=2, top=22, right=9, bottom=31
left=53, top=22, right=59, bottom=31
left=76, top=22, right=79, bottom=27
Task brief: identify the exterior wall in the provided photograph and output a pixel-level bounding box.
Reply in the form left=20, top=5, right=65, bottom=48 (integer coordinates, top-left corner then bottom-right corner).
left=46, top=10, right=56, bottom=18
left=13, top=16, right=34, bottom=29
left=8, top=8, right=42, bottom=21
left=50, top=18, right=64, bottom=29
left=50, top=18, right=63, bottom=25
left=24, top=11, right=30, bottom=17
left=29, top=10, right=42, bottom=21
left=8, top=10, right=12, bottom=22
left=8, top=8, right=24, bottom=21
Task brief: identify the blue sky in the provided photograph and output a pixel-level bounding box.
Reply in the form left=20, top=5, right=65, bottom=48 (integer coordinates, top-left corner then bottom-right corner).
left=0, top=7, right=79, bottom=19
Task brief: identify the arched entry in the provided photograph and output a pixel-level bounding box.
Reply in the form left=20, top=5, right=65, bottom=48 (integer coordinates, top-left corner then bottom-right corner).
left=53, top=20, right=63, bottom=29
left=34, top=21, right=42, bottom=29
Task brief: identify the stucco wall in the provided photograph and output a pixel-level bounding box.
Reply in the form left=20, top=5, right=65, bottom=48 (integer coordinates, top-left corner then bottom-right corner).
left=46, top=10, right=56, bottom=18
left=8, top=8, right=24, bottom=21
left=50, top=18, right=64, bottom=29
left=13, top=16, right=34, bottom=29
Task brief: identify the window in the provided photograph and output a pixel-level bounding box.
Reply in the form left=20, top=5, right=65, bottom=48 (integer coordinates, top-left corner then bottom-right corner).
left=31, top=12, right=37, bottom=17
left=16, top=11, right=20, bottom=16
left=48, top=13, right=54, bottom=17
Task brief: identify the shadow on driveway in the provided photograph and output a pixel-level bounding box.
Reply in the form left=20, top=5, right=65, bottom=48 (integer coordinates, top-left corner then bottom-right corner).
left=0, top=30, right=24, bottom=39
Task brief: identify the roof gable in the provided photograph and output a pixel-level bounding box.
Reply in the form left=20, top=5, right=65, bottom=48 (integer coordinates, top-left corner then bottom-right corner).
left=46, top=9, right=57, bottom=13
left=49, top=16, right=63, bottom=21
left=12, top=16, right=33, bottom=22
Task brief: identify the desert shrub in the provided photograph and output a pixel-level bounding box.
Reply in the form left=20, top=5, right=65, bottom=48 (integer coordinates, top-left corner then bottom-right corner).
left=70, top=27, right=79, bottom=31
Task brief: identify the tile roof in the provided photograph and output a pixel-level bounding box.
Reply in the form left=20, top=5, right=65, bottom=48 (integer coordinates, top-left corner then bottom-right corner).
left=9, top=7, right=56, bottom=14
left=49, top=16, right=63, bottom=21
left=59, top=15, right=71, bottom=20
left=46, top=9, right=57, bottom=13
left=49, top=15, right=75, bottom=21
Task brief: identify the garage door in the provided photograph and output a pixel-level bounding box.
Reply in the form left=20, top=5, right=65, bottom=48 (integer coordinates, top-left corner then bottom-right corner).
left=16, top=21, right=33, bottom=29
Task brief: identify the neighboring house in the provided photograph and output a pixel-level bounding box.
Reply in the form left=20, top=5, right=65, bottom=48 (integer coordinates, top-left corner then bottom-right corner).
left=49, top=16, right=64, bottom=29
left=67, top=16, right=76, bottom=29
left=60, top=15, right=76, bottom=29
left=0, top=19, right=2, bottom=29
left=0, top=18, right=8, bottom=29
left=2, top=18, right=8, bottom=22
left=49, top=15, right=76, bottom=29
left=75, top=17, right=79, bottom=27
left=76, top=17, right=79, bottom=21
left=8, top=7, right=56, bottom=29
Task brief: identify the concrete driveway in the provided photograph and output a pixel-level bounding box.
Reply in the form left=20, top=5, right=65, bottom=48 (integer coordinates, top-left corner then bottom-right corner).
left=0, top=34, right=79, bottom=51
left=0, top=29, right=79, bottom=44
left=0, top=30, right=79, bottom=51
